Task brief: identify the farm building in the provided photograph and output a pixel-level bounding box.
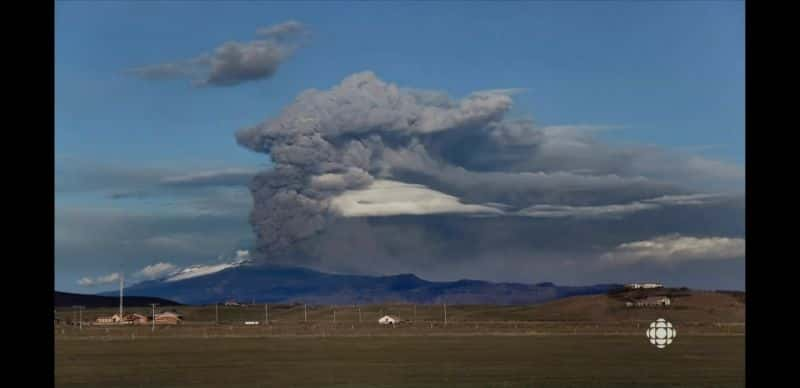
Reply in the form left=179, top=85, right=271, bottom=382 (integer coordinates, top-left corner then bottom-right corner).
left=94, top=313, right=123, bottom=325
left=626, top=296, right=671, bottom=307
left=154, top=311, right=183, bottom=325
left=122, top=313, right=149, bottom=325
left=378, top=315, right=400, bottom=325
left=224, top=300, right=242, bottom=306
left=624, top=282, right=664, bottom=289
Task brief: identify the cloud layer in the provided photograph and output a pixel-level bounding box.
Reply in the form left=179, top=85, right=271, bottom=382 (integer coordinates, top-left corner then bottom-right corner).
left=77, top=272, right=120, bottom=287
left=330, top=180, right=504, bottom=217
left=134, top=262, right=179, bottom=280
left=602, top=234, right=745, bottom=266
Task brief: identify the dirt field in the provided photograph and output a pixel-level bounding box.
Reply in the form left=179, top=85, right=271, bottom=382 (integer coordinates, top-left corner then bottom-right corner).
left=55, top=335, right=744, bottom=387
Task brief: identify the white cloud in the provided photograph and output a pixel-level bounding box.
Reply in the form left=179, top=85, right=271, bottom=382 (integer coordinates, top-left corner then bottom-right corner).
left=330, top=180, right=734, bottom=220
left=135, top=262, right=179, bottom=280
left=256, top=20, right=308, bottom=40
left=329, top=180, right=505, bottom=217
left=644, top=193, right=733, bottom=206
left=77, top=272, right=120, bottom=287
left=77, top=249, right=253, bottom=286
left=235, top=250, right=251, bottom=261
left=686, top=157, right=745, bottom=182
left=165, top=250, right=251, bottom=282
left=517, top=202, right=658, bottom=219
left=165, top=262, right=239, bottom=282
left=516, top=193, right=734, bottom=219
left=602, top=234, right=745, bottom=265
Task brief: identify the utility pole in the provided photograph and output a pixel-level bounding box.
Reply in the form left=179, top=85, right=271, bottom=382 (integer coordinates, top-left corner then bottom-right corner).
left=304, top=304, right=307, bottom=322
left=72, top=305, right=84, bottom=330
left=150, top=304, right=159, bottom=332
left=443, top=303, right=447, bottom=326
left=265, top=303, right=269, bottom=324
left=215, top=303, right=219, bottom=325
left=358, top=306, right=362, bottom=323
left=413, top=304, right=417, bottom=322
left=119, top=272, right=124, bottom=318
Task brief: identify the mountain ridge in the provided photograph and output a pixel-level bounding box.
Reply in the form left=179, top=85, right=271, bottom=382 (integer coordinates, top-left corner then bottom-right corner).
left=97, top=263, right=622, bottom=305
left=55, top=291, right=181, bottom=308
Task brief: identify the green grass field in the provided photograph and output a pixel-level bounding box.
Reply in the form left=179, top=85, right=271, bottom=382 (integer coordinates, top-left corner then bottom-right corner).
left=55, top=335, right=744, bottom=388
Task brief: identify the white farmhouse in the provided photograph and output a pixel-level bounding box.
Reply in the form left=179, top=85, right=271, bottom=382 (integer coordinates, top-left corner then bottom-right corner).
left=625, top=282, right=664, bottom=289
left=378, top=315, right=400, bottom=325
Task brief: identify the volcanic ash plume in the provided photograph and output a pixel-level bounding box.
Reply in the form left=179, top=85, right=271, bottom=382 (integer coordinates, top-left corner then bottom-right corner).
left=235, top=71, right=515, bottom=258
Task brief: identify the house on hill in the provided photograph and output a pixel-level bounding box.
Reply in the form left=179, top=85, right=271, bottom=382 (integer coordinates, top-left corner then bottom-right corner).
left=624, top=282, right=664, bottom=289
left=378, top=315, right=400, bottom=325
left=626, top=296, right=671, bottom=307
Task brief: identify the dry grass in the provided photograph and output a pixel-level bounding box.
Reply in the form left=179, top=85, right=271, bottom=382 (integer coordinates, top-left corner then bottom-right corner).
left=54, top=296, right=745, bottom=387
left=55, top=335, right=744, bottom=388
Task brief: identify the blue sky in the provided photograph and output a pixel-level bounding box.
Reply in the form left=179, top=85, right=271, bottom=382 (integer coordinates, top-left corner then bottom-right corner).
left=55, top=1, right=745, bottom=293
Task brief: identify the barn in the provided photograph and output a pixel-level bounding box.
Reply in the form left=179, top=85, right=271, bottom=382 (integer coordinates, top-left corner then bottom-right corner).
left=123, top=313, right=149, bottom=325
left=154, top=311, right=183, bottom=325
left=378, top=315, right=400, bottom=325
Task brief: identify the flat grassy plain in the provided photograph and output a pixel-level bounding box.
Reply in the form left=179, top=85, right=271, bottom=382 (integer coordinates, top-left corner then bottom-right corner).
left=55, top=335, right=743, bottom=388
left=55, top=297, right=744, bottom=387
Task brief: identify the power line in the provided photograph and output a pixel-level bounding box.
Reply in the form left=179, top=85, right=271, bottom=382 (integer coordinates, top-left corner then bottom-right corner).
left=150, top=304, right=159, bottom=332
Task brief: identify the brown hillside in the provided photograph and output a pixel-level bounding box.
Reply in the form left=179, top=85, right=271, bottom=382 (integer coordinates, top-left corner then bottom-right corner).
left=529, top=290, right=744, bottom=323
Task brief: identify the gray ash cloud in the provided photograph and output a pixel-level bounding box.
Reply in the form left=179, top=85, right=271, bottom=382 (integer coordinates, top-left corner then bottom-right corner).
left=127, top=21, right=309, bottom=87
left=235, top=72, right=744, bottom=264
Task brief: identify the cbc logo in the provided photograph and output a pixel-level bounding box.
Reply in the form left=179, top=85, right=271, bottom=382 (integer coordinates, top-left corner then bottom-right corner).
left=646, top=318, right=676, bottom=349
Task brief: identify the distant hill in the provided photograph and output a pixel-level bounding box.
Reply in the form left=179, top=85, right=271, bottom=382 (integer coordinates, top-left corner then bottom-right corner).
left=98, top=263, right=622, bottom=305
left=54, top=291, right=182, bottom=308
left=527, top=289, right=745, bottom=323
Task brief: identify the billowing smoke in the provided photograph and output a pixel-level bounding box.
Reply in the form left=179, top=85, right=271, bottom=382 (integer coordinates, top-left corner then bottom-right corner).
left=235, top=71, right=743, bottom=263
left=127, top=21, right=309, bottom=87
left=236, top=71, right=515, bottom=257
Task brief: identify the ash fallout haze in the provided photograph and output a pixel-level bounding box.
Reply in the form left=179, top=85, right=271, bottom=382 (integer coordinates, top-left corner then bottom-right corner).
left=55, top=1, right=744, bottom=294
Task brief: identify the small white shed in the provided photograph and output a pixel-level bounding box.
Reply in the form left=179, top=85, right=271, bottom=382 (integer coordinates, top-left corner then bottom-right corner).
left=378, top=315, right=400, bottom=325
